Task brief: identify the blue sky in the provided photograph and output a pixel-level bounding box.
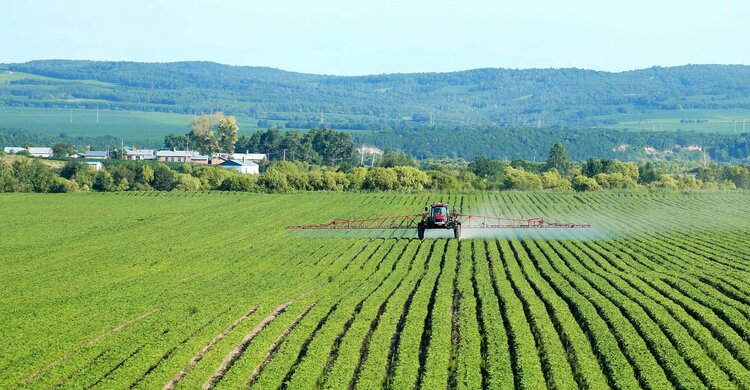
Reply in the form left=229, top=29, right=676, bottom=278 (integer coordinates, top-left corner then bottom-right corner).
left=2, top=0, right=749, bottom=75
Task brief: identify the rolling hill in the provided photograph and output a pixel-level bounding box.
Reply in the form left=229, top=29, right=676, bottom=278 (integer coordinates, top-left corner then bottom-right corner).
left=2, top=60, right=750, bottom=131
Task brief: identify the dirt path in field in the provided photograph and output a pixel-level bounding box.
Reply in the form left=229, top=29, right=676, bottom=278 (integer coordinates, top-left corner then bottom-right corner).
left=202, top=302, right=291, bottom=390
left=247, top=302, right=317, bottom=388
left=19, top=307, right=160, bottom=386
left=163, top=305, right=259, bottom=390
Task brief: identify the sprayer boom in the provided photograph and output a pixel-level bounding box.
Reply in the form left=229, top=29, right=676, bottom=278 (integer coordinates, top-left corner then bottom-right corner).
left=287, top=203, right=591, bottom=240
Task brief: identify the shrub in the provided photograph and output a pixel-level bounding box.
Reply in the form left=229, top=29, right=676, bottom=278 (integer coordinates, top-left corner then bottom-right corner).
left=504, top=166, right=543, bottom=191
left=219, top=174, right=257, bottom=192
left=572, top=175, right=601, bottom=191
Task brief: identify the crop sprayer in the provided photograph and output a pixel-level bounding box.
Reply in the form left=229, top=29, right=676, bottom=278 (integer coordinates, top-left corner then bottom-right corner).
left=287, top=203, right=591, bottom=240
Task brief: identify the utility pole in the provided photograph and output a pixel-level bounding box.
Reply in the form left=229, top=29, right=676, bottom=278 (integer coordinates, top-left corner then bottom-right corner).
left=283, top=149, right=287, bottom=161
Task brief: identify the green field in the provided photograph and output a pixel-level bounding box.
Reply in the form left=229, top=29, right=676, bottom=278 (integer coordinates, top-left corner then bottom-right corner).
left=0, top=107, right=262, bottom=145
left=597, top=107, right=750, bottom=134
left=2, top=191, right=750, bottom=389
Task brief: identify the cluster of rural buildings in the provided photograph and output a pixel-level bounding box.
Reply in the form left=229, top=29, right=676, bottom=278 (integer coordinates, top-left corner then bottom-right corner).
left=3, top=146, right=264, bottom=175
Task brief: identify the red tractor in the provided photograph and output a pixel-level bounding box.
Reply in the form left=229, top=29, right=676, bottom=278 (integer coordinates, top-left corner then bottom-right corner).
left=418, top=203, right=461, bottom=240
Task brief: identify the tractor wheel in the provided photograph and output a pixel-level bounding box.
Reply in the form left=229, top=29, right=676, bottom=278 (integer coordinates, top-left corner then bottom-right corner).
left=417, top=225, right=425, bottom=240
left=454, top=224, right=461, bottom=240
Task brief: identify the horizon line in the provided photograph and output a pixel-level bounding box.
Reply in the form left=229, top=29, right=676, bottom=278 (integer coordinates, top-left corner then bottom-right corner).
left=3, top=58, right=750, bottom=78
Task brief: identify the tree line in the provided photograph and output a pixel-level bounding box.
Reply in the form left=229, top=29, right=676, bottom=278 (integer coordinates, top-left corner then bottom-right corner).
left=163, top=118, right=356, bottom=166
left=2, top=141, right=748, bottom=194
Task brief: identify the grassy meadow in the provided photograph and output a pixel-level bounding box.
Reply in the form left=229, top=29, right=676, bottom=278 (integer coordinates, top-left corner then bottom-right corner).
left=0, top=107, right=261, bottom=145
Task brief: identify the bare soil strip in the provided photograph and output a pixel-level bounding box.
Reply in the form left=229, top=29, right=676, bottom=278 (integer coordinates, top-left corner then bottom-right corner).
left=246, top=302, right=317, bottom=388
left=202, top=302, right=291, bottom=390
left=163, top=305, right=259, bottom=390
left=19, top=307, right=160, bottom=386
left=130, top=307, right=230, bottom=388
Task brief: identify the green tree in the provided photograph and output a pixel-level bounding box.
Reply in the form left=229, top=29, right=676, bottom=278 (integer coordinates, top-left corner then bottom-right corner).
left=378, top=148, right=418, bottom=168
left=393, top=166, right=429, bottom=190
left=468, top=157, right=507, bottom=188
left=594, top=173, right=639, bottom=189
left=347, top=167, right=367, bottom=190
left=638, top=161, right=659, bottom=184
left=12, top=158, right=54, bottom=192
left=109, top=145, right=126, bottom=160
left=49, top=177, right=79, bottom=193
left=0, top=163, right=19, bottom=192
left=257, top=168, right=290, bottom=192
left=189, top=115, right=219, bottom=155
left=190, top=165, right=231, bottom=189
left=649, top=174, right=679, bottom=189
left=363, top=167, right=398, bottom=190
left=173, top=173, right=202, bottom=191
left=60, top=160, right=87, bottom=179
left=726, top=166, right=750, bottom=189
left=93, top=170, right=114, bottom=192
left=72, top=171, right=93, bottom=191
left=305, top=128, right=355, bottom=166
left=135, top=165, right=154, bottom=186
left=426, top=170, right=460, bottom=190
left=545, top=141, right=572, bottom=175
left=504, top=166, right=543, bottom=191
left=541, top=169, right=572, bottom=191
left=164, top=133, right=190, bottom=150
left=52, top=142, right=75, bottom=157
left=216, top=116, right=239, bottom=153
left=152, top=164, right=175, bottom=191
left=259, top=128, right=283, bottom=157
left=572, top=174, right=601, bottom=191
left=220, top=174, right=257, bottom=192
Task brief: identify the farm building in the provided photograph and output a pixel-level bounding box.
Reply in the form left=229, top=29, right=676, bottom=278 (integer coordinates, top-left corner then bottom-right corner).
left=157, top=150, right=195, bottom=163
left=219, top=159, right=259, bottom=174
left=85, top=161, right=104, bottom=170
left=125, top=149, right=155, bottom=160
left=3, top=147, right=26, bottom=154
left=229, top=153, right=266, bottom=163
left=27, top=147, right=53, bottom=158
left=192, top=154, right=226, bottom=165
left=84, top=151, right=109, bottom=159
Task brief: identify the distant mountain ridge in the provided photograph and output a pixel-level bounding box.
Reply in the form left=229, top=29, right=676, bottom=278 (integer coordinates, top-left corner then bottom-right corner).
left=2, top=60, right=750, bottom=130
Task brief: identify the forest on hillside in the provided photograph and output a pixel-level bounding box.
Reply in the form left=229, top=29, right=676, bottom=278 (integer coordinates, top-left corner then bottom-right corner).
left=3, top=61, right=750, bottom=130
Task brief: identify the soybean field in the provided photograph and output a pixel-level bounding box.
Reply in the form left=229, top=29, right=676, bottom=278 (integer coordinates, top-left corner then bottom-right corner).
left=1, top=191, right=750, bottom=389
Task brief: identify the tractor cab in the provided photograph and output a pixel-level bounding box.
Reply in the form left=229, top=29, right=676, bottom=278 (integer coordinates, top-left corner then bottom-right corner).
left=418, top=203, right=461, bottom=240
left=430, top=204, right=449, bottom=225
